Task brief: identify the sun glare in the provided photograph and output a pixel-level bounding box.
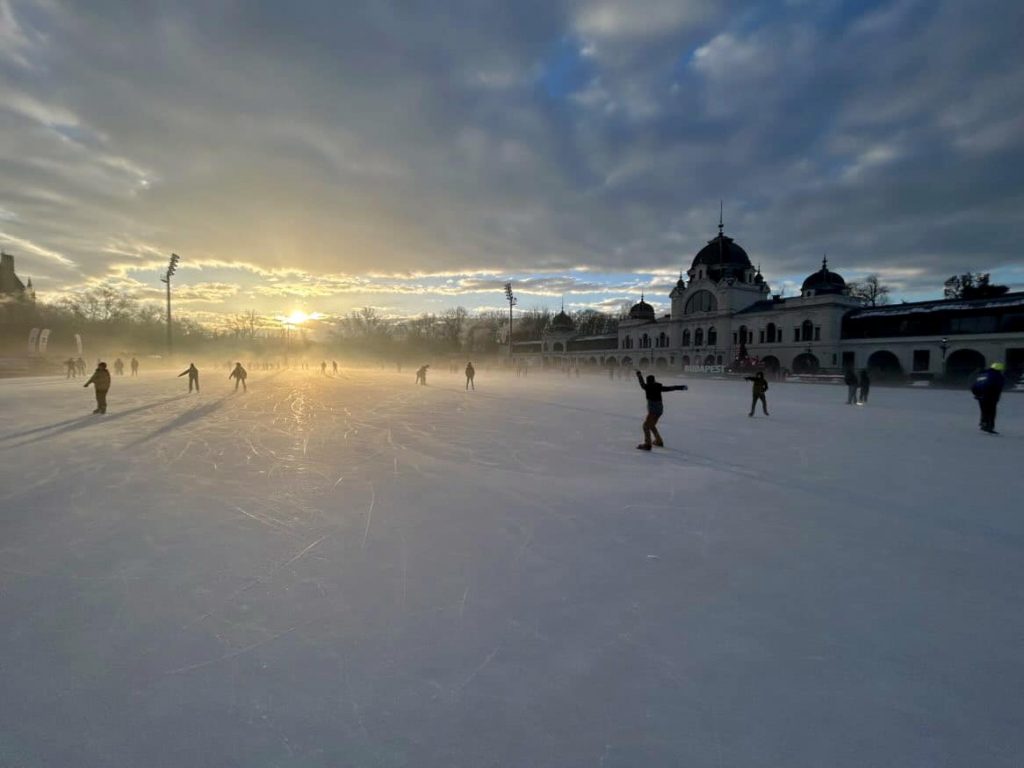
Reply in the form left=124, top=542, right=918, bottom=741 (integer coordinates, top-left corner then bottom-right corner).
left=279, top=310, right=323, bottom=326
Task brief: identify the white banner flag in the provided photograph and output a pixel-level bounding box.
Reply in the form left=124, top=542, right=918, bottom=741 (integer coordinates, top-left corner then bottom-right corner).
left=27, top=327, right=40, bottom=356
left=39, top=328, right=51, bottom=354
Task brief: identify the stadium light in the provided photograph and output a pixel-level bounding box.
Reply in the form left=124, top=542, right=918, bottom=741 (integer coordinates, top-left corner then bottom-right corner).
left=504, top=282, right=517, bottom=358
left=159, top=253, right=180, bottom=354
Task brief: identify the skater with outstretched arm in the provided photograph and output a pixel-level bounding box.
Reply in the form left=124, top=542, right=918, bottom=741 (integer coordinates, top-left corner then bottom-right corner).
left=635, top=370, right=687, bottom=450
left=229, top=362, right=248, bottom=392
left=745, top=371, right=769, bottom=416
left=178, top=363, right=200, bottom=393
left=83, top=362, right=111, bottom=414
left=971, top=362, right=1005, bottom=434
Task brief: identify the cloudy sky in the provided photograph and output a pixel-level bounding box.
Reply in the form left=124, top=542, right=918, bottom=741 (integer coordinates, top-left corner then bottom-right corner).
left=1, top=0, right=1022, bottom=324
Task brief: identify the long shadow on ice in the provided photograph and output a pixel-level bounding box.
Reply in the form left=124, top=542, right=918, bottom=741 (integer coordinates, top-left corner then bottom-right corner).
left=128, top=396, right=230, bottom=446
left=1, top=396, right=188, bottom=448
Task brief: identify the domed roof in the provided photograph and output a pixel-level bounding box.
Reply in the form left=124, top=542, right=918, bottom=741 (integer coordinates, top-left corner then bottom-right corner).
left=549, top=307, right=574, bottom=331
left=628, top=293, right=656, bottom=321
left=691, top=230, right=753, bottom=272
left=801, top=256, right=846, bottom=294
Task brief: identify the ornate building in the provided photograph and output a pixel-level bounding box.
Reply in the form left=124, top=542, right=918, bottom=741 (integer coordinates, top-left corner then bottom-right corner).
left=517, top=224, right=1024, bottom=383
left=0, top=252, right=35, bottom=303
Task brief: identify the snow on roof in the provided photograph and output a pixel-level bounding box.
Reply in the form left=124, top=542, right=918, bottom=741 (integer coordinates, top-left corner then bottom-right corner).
left=849, top=292, right=1024, bottom=319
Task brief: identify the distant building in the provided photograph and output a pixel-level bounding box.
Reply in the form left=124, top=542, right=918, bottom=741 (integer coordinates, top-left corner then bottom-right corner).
left=0, top=252, right=35, bottom=303
left=514, top=224, right=1024, bottom=383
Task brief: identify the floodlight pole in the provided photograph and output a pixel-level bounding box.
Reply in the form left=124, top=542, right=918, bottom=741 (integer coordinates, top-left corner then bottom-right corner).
left=504, top=282, right=517, bottom=359
left=160, top=253, right=180, bottom=354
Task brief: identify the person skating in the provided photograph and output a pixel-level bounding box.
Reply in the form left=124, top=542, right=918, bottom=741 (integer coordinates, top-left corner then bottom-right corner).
left=745, top=371, right=769, bottom=416
left=635, top=370, right=688, bottom=450
left=113, top=358, right=124, bottom=376
left=320, top=361, right=327, bottom=375
left=971, top=362, right=1005, bottom=433
left=65, top=358, right=77, bottom=379
left=83, top=362, right=111, bottom=414
left=130, top=357, right=139, bottom=376
left=844, top=368, right=858, bottom=404
left=332, top=360, right=338, bottom=375
left=229, top=362, right=248, bottom=392
left=465, top=361, right=475, bottom=390
left=178, top=363, right=200, bottom=392
left=415, top=365, right=429, bottom=385
left=858, top=369, right=871, bottom=404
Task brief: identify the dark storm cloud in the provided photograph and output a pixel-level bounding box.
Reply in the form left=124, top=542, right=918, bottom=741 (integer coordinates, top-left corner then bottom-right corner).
left=0, top=0, right=1021, bottom=306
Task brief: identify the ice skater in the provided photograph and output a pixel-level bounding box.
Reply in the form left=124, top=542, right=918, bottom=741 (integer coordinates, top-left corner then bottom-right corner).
left=130, top=357, right=139, bottom=376
left=858, top=369, right=871, bottom=404
left=415, top=365, right=429, bottom=385
left=229, top=362, right=248, bottom=392
left=844, top=368, right=858, bottom=404
left=635, top=370, right=687, bottom=450
left=178, top=363, right=200, bottom=392
left=113, top=358, right=124, bottom=376
left=83, top=362, right=111, bottom=414
left=332, top=360, right=338, bottom=375
left=465, top=361, right=475, bottom=390
left=321, top=361, right=327, bottom=375
left=971, top=361, right=1005, bottom=433
left=65, top=358, right=77, bottom=378
left=745, top=371, right=769, bottom=416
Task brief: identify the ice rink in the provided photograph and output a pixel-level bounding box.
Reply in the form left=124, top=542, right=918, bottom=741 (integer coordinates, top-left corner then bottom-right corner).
left=1, top=367, right=1022, bottom=767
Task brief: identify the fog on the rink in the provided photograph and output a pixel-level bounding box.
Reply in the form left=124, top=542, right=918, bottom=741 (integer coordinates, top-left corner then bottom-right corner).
left=0, top=366, right=1022, bottom=767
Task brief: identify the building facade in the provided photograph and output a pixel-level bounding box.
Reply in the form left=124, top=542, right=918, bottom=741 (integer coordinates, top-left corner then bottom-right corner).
left=515, top=226, right=1024, bottom=383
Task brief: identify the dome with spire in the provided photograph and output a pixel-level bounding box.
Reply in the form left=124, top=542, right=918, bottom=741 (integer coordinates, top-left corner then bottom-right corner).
left=801, top=256, right=846, bottom=296
left=549, top=302, right=575, bottom=331
left=628, top=293, right=656, bottom=321
left=690, top=212, right=754, bottom=282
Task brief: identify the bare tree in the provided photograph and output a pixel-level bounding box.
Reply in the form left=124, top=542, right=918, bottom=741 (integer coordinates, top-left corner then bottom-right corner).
left=848, top=274, right=891, bottom=306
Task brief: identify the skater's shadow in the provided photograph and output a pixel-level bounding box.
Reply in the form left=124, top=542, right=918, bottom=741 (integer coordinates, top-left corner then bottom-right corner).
left=1, top=396, right=188, bottom=448
left=129, top=397, right=229, bottom=445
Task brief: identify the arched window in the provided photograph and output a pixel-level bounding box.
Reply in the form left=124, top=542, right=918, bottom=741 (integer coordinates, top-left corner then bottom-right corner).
left=658, top=332, right=668, bottom=348
left=801, top=319, right=814, bottom=342
left=682, top=329, right=691, bottom=347
left=766, top=322, right=777, bottom=343
left=684, top=290, right=718, bottom=314
left=707, top=327, right=717, bottom=346
left=694, top=328, right=704, bottom=346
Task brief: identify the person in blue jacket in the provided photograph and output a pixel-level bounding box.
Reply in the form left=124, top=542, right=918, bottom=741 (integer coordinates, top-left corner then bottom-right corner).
left=971, top=362, right=1005, bottom=433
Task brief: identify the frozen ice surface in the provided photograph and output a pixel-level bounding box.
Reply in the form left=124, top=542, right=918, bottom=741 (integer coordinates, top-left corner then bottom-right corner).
left=0, top=368, right=1022, bottom=767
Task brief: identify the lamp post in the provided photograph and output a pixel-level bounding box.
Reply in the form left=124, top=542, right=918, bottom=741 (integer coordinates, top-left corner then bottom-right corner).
left=939, top=337, right=949, bottom=360
left=159, top=253, right=180, bottom=355
left=504, top=282, right=517, bottom=360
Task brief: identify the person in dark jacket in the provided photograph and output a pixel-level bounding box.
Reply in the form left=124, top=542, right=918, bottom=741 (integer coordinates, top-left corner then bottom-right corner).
left=465, top=361, right=476, bottom=390
left=130, top=357, right=139, bottom=375
left=178, top=363, right=200, bottom=392
left=745, top=371, right=769, bottom=416
left=113, top=358, right=124, bottom=376
left=858, top=369, right=871, bottom=404
left=971, top=362, right=1006, bottom=433
left=844, top=368, right=858, bottom=404
left=83, top=362, right=111, bottom=414
left=65, top=358, right=77, bottom=379
left=229, top=362, right=248, bottom=392
left=415, top=365, right=429, bottom=385
left=635, top=370, right=688, bottom=450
